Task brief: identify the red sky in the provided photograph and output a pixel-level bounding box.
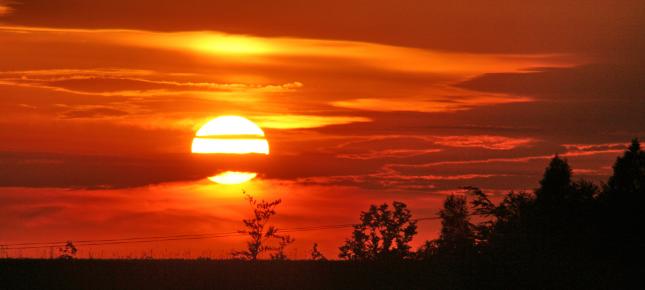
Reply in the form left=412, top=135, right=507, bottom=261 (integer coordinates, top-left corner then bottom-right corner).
left=1, top=0, right=644, bottom=259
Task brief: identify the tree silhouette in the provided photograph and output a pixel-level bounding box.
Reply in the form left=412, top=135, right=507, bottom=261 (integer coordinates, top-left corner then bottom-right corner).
left=339, top=201, right=417, bottom=260
left=310, top=243, right=326, bottom=261
left=536, top=155, right=572, bottom=207
left=599, top=138, right=645, bottom=261
left=58, top=241, right=77, bottom=259
left=396, top=140, right=645, bottom=286
left=535, top=156, right=597, bottom=246
left=467, top=186, right=531, bottom=245
left=232, top=192, right=293, bottom=261
left=605, top=138, right=645, bottom=199
left=461, top=155, right=602, bottom=267
left=435, top=194, right=475, bottom=257
left=468, top=187, right=536, bottom=259
left=414, top=240, right=439, bottom=260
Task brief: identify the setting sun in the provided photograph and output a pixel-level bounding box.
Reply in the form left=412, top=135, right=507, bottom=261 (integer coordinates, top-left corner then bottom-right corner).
left=1, top=1, right=642, bottom=287
left=191, top=116, right=270, bottom=155
left=191, top=116, right=268, bottom=184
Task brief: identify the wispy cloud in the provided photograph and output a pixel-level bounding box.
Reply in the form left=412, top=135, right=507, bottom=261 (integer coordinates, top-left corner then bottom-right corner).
left=0, top=25, right=574, bottom=73
left=331, top=93, right=533, bottom=113
left=337, top=149, right=442, bottom=160
left=0, top=68, right=303, bottom=97
left=0, top=2, right=11, bottom=16
left=296, top=169, right=505, bottom=192
left=433, top=135, right=537, bottom=150
left=390, top=146, right=623, bottom=169
left=252, top=115, right=371, bottom=130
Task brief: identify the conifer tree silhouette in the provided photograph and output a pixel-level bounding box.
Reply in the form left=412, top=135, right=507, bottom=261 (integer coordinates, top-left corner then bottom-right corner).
left=606, top=138, right=645, bottom=199
left=536, top=155, right=572, bottom=207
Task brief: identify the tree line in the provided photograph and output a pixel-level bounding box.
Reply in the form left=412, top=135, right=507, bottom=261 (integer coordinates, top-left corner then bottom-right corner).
left=235, top=138, right=644, bottom=267
left=53, top=138, right=643, bottom=266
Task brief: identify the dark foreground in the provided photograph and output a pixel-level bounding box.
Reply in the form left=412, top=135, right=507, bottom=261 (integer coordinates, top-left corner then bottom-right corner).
left=0, top=258, right=637, bottom=290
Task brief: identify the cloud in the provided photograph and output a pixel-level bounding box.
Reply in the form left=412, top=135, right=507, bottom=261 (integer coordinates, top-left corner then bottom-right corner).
left=0, top=148, right=500, bottom=189
left=457, top=64, right=645, bottom=100
left=2, top=0, right=643, bottom=55
left=393, top=147, right=623, bottom=169
left=0, top=69, right=303, bottom=97
left=331, top=94, right=533, bottom=113
left=252, top=114, right=370, bottom=130
left=0, top=152, right=204, bottom=189
left=0, top=151, right=378, bottom=189
left=326, top=134, right=538, bottom=159
left=433, top=135, right=536, bottom=150
left=296, top=167, right=506, bottom=192
left=337, top=149, right=442, bottom=160
left=0, top=5, right=10, bottom=16
left=0, top=25, right=570, bottom=74
left=61, top=107, right=129, bottom=119
left=562, top=143, right=628, bottom=152
left=0, top=14, right=640, bottom=197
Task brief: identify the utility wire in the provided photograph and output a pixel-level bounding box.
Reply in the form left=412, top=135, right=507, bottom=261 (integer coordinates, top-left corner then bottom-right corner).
left=1, top=217, right=439, bottom=250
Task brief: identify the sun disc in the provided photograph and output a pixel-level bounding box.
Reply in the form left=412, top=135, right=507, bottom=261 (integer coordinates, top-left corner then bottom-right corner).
left=195, top=116, right=265, bottom=137
left=191, top=116, right=269, bottom=154
left=208, top=171, right=257, bottom=185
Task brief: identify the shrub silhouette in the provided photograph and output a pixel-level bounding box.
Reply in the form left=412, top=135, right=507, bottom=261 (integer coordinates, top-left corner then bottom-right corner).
left=270, top=235, right=295, bottom=260
left=310, top=243, right=326, bottom=261
left=339, top=201, right=417, bottom=260
left=58, top=241, right=77, bottom=260
left=232, top=192, right=293, bottom=261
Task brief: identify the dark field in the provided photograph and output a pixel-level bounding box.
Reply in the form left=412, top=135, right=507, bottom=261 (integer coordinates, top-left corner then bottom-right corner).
left=0, top=258, right=635, bottom=290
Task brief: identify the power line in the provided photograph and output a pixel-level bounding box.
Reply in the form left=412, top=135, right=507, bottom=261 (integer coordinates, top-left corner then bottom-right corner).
left=2, top=231, right=241, bottom=247
left=1, top=217, right=439, bottom=250
left=1, top=224, right=355, bottom=250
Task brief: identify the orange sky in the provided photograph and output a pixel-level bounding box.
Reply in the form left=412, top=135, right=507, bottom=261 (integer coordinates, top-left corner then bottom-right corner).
left=1, top=0, right=644, bottom=259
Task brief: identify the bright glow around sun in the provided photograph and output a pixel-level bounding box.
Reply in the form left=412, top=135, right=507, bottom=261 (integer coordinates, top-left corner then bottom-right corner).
left=191, top=35, right=271, bottom=55
left=191, top=116, right=269, bottom=154
left=208, top=171, right=258, bottom=185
